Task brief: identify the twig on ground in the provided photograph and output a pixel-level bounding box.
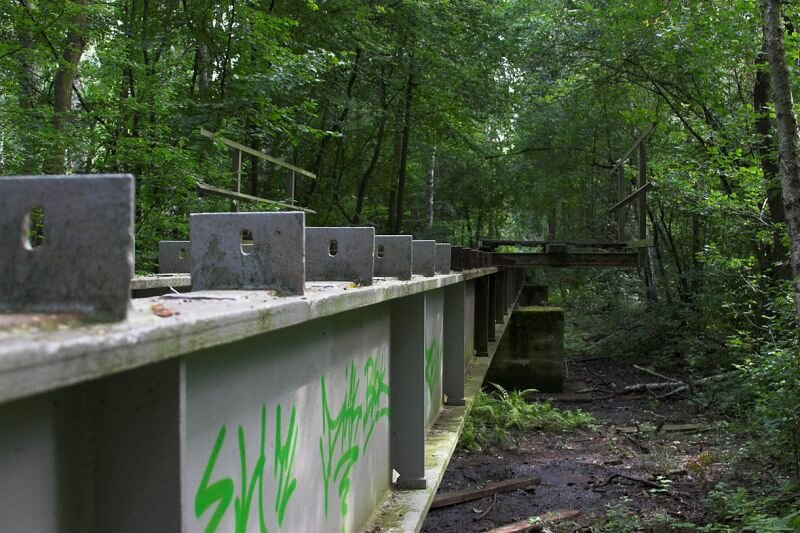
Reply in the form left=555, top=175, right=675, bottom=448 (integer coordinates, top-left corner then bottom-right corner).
left=472, top=493, right=497, bottom=521
left=487, top=510, right=581, bottom=532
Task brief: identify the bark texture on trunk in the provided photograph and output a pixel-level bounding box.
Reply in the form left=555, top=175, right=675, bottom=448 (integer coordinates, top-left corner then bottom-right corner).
left=44, top=0, right=89, bottom=174
left=763, top=0, right=800, bottom=313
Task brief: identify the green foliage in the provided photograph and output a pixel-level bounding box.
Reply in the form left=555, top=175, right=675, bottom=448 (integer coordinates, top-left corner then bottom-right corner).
left=698, top=483, right=800, bottom=532
left=458, top=384, right=593, bottom=452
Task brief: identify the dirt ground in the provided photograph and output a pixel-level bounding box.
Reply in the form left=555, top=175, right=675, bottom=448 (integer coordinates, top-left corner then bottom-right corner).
left=422, top=354, right=741, bottom=532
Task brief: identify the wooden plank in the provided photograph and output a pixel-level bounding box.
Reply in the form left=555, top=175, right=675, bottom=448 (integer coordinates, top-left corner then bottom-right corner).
left=430, top=476, right=541, bottom=509
left=608, top=182, right=653, bottom=214
left=609, top=123, right=657, bottom=174
left=196, top=182, right=317, bottom=213
left=199, top=127, right=316, bottom=179
left=626, top=238, right=654, bottom=248
left=487, top=510, right=581, bottom=532
left=492, top=252, right=638, bottom=268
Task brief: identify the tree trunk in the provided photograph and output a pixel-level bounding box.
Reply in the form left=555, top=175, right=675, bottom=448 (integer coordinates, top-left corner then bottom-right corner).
left=763, top=0, right=800, bottom=314
left=426, top=146, right=436, bottom=230
left=352, top=75, right=389, bottom=225
left=44, top=0, right=89, bottom=174
left=392, top=67, right=415, bottom=234
left=754, top=37, right=791, bottom=280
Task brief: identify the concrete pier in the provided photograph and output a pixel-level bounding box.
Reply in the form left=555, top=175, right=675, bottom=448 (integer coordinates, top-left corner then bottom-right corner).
left=486, top=306, right=564, bottom=392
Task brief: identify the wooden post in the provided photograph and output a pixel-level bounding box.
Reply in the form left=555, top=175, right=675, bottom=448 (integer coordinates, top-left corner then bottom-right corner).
left=231, top=148, right=242, bottom=212
left=617, top=164, right=626, bottom=241
left=638, top=142, right=648, bottom=268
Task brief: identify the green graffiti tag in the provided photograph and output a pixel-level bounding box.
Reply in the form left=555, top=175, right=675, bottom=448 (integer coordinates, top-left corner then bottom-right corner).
left=362, top=355, right=390, bottom=453
left=274, top=404, right=298, bottom=528
left=319, top=362, right=362, bottom=518
left=195, top=403, right=299, bottom=532
left=425, top=337, right=443, bottom=401
left=195, top=425, right=234, bottom=533
left=233, top=406, right=267, bottom=533
left=319, top=355, right=391, bottom=520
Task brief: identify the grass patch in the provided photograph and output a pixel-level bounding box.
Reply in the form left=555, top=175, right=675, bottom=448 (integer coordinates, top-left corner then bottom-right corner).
left=459, top=384, right=594, bottom=452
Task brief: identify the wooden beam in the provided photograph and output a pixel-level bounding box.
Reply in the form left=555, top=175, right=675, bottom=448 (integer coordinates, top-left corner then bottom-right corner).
left=609, top=123, right=657, bottom=174
left=196, top=182, right=317, bottom=213
left=626, top=238, right=654, bottom=248
left=608, top=182, right=653, bottom=213
left=480, top=240, right=629, bottom=251
left=431, top=476, right=541, bottom=509
left=199, top=127, right=316, bottom=179
left=492, top=252, right=638, bottom=268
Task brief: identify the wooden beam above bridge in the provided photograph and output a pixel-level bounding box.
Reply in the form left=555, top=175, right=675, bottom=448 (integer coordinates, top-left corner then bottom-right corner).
left=480, top=239, right=629, bottom=251
left=493, top=252, right=638, bottom=268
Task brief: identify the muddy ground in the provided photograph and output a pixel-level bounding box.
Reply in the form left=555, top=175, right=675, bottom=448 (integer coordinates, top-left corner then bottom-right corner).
left=422, top=354, right=748, bottom=532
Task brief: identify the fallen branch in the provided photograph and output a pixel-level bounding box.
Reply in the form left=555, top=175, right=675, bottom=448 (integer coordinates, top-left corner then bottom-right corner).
left=621, top=372, right=737, bottom=394
left=431, top=476, right=541, bottom=509
left=633, top=364, right=682, bottom=383
left=596, top=472, right=662, bottom=490
left=487, top=510, right=581, bottom=532
left=473, top=493, right=497, bottom=521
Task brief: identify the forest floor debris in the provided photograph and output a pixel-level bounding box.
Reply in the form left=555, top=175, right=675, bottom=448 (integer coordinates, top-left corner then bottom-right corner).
left=421, top=353, right=774, bottom=532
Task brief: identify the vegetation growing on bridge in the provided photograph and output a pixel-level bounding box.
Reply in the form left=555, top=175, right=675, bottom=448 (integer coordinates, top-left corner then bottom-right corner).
left=2, top=0, right=800, bottom=528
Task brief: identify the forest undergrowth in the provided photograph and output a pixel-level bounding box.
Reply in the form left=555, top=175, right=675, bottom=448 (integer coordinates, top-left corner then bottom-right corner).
left=424, top=270, right=800, bottom=532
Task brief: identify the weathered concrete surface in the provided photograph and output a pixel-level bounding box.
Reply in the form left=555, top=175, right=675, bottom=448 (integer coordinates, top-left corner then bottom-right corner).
left=434, top=243, right=451, bottom=274
left=306, top=227, right=375, bottom=285
left=519, top=284, right=549, bottom=306
left=158, top=241, right=191, bottom=273
left=486, top=306, right=564, bottom=392
left=412, top=240, right=435, bottom=277
left=0, top=270, right=494, bottom=405
left=0, top=174, right=134, bottom=321
left=190, top=212, right=305, bottom=294
left=374, top=235, right=412, bottom=280
left=0, top=389, right=86, bottom=533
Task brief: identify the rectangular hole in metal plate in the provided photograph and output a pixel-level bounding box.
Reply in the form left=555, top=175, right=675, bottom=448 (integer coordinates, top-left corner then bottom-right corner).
left=241, top=229, right=253, bottom=255
left=23, top=206, right=45, bottom=250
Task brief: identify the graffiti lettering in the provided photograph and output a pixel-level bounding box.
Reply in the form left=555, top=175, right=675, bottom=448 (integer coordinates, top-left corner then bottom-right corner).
left=195, top=404, right=298, bottom=532
left=319, top=362, right=362, bottom=518
left=274, top=404, right=298, bottom=528
left=195, top=426, right=234, bottom=533
left=362, top=355, right=390, bottom=452
left=425, top=338, right=443, bottom=401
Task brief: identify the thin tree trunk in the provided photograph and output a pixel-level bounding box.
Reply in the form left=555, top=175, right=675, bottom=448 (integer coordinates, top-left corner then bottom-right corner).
left=426, top=146, right=436, bottom=230
left=44, top=0, right=89, bottom=174
left=392, top=67, right=415, bottom=234
left=352, top=75, right=389, bottom=225
left=475, top=210, right=484, bottom=247
left=649, top=208, right=673, bottom=304
left=763, top=0, right=800, bottom=314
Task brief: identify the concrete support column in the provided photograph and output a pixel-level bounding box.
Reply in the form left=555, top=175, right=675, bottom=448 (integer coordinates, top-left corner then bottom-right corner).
left=443, top=283, right=466, bottom=406
left=499, top=270, right=508, bottom=318
left=390, top=293, right=426, bottom=489
left=495, top=272, right=504, bottom=325
left=474, top=277, right=489, bottom=356
left=487, top=274, right=497, bottom=341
